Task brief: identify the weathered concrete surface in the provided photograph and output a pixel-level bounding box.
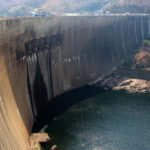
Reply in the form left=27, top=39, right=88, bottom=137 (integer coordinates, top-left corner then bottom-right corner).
left=0, top=15, right=149, bottom=150
left=0, top=54, right=29, bottom=150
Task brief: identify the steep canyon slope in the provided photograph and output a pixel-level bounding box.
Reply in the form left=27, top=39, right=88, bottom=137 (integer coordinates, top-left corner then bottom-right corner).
left=0, top=0, right=150, bottom=16
left=0, top=0, right=114, bottom=16
left=110, top=0, right=150, bottom=13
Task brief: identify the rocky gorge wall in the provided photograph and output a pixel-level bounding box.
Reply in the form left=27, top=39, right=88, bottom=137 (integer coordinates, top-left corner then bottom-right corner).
left=114, top=68, right=150, bottom=80
left=0, top=15, right=149, bottom=150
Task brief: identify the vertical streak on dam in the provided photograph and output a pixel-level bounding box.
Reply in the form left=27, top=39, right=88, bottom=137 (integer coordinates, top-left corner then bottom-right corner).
left=0, top=15, right=149, bottom=150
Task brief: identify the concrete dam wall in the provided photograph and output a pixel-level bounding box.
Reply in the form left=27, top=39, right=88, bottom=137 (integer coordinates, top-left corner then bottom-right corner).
left=0, top=15, right=149, bottom=150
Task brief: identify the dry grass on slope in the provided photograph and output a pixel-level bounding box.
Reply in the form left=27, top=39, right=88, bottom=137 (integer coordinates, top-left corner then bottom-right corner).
left=122, top=39, right=150, bottom=71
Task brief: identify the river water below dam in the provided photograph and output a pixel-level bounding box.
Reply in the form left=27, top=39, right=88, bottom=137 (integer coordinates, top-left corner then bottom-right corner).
left=45, top=88, right=150, bottom=150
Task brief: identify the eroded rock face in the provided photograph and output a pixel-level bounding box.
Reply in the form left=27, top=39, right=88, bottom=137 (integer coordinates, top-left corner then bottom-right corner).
left=51, top=145, right=57, bottom=150
left=114, top=79, right=150, bottom=93
left=98, top=75, right=150, bottom=93
left=29, top=133, right=51, bottom=150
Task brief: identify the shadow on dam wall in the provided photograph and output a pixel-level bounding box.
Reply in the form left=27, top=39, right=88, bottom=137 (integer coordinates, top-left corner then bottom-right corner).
left=27, top=56, right=49, bottom=118
left=0, top=15, right=149, bottom=150
left=32, top=85, right=106, bottom=132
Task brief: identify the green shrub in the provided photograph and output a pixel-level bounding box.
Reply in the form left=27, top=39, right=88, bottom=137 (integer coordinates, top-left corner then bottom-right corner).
left=143, top=40, right=149, bottom=46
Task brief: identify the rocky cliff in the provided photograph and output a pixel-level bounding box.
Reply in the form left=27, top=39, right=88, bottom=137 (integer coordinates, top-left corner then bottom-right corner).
left=110, top=0, right=150, bottom=13
left=1, top=0, right=150, bottom=17
left=0, top=0, right=114, bottom=16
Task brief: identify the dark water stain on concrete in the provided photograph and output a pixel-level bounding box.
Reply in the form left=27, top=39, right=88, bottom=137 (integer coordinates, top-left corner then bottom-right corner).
left=33, top=57, right=49, bottom=115
left=24, top=34, right=63, bottom=57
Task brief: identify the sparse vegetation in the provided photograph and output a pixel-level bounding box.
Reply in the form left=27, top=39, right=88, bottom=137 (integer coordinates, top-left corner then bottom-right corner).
left=122, top=56, right=135, bottom=68
left=1, top=0, right=150, bottom=17
left=143, top=40, right=149, bottom=47
left=0, top=0, right=118, bottom=17
left=122, top=38, right=150, bottom=71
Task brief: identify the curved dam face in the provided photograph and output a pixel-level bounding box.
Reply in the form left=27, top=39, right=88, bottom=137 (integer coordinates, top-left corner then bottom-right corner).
left=0, top=15, right=149, bottom=150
